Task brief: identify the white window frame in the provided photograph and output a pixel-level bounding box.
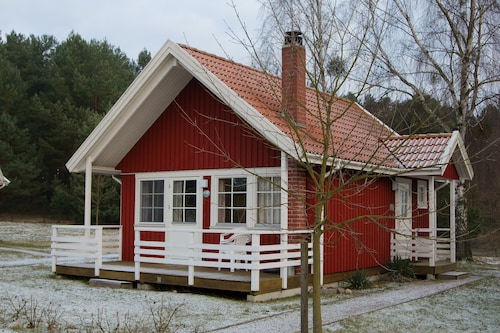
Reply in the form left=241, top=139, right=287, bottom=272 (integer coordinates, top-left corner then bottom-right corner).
left=135, top=171, right=204, bottom=227
left=417, top=180, right=428, bottom=209
left=210, top=168, right=281, bottom=229
left=136, top=176, right=166, bottom=225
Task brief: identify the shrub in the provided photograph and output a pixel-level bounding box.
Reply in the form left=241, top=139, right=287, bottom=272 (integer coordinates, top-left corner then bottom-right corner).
left=346, top=269, right=371, bottom=290
left=387, top=256, right=415, bottom=281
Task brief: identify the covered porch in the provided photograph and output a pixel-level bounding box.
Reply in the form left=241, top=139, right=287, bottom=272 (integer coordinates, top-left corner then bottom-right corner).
left=390, top=177, right=457, bottom=275
left=51, top=225, right=313, bottom=297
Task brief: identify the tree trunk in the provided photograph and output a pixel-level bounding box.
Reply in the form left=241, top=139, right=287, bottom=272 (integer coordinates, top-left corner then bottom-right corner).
left=312, top=226, right=322, bottom=333
left=455, top=180, right=473, bottom=260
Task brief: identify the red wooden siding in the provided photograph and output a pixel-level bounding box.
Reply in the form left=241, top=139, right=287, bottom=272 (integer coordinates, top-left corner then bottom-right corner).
left=121, top=174, right=135, bottom=260
left=117, top=79, right=281, bottom=173
left=322, top=175, right=394, bottom=274
left=412, top=180, right=429, bottom=230
left=442, top=163, right=459, bottom=180
left=118, top=79, right=281, bottom=260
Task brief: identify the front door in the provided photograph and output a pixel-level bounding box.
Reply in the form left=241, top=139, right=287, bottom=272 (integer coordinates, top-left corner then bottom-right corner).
left=395, top=179, right=412, bottom=259
left=166, top=177, right=203, bottom=257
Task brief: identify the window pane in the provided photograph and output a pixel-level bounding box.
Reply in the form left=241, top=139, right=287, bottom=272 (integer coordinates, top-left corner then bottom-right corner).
left=219, top=178, right=232, bottom=192
left=173, top=181, right=183, bottom=193
left=185, top=194, right=196, bottom=207
left=273, top=208, right=280, bottom=224
left=185, top=209, right=196, bottom=222
left=258, top=177, right=271, bottom=191
left=173, top=195, right=182, bottom=208
left=233, top=209, right=246, bottom=223
left=154, top=180, right=164, bottom=193
left=233, top=178, right=247, bottom=192
left=173, top=209, right=182, bottom=222
left=233, top=193, right=246, bottom=207
left=142, top=194, right=152, bottom=207
left=141, top=208, right=152, bottom=222
left=154, top=194, right=164, bottom=207
left=153, top=208, right=164, bottom=222
left=185, top=180, right=196, bottom=193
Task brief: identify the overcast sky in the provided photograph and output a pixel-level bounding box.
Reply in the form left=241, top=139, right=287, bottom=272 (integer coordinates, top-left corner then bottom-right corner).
left=0, top=0, right=263, bottom=63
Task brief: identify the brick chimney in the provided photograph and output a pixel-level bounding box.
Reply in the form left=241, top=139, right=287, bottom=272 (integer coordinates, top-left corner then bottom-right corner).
left=282, top=31, right=306, bottom=127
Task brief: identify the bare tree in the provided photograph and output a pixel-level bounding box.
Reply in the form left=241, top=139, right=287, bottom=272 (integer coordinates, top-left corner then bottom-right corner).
left=226, top=1, right=396, bottom=332
left=364, top=0, right=500, bottom=259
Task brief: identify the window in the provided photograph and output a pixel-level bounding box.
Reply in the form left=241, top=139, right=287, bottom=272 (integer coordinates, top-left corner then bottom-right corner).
left=172, top=180, right=197, bottom=223
left=417, top=180, right=428, bottom=209
left=257, top=177, right=281, bottom=225
left=218, top=177, right=247, bottom=224
left=140, top=180, right=164, bottom=223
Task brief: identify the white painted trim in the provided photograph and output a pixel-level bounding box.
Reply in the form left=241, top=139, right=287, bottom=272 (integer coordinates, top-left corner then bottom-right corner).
left=428, top=176, right=436, bottom=266
left=450, top=180, right=456, bottom=263
left=84, top=156, right=93, bottom=227
left=417, top=180, right=428, bottom=209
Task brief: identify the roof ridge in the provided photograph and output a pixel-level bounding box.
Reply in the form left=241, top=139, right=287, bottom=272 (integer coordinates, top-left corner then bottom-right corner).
left=386, top=132, right=453, bottom=140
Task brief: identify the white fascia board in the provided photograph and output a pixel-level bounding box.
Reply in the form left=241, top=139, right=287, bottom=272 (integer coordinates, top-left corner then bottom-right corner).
left=171, top=44, right=304, bottom=161
left=66, top=40, right=181, bottom=173
left=355, top=101, right=399, bottom=137
left=438, top=131, right=474, bottom=180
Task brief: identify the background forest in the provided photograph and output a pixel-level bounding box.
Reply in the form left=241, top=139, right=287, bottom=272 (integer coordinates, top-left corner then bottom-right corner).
left=0, top=31, right=498, bottom=239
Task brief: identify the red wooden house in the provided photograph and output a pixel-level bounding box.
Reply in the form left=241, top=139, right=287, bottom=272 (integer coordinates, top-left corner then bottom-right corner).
left=51, top=32, right=473, bottom=298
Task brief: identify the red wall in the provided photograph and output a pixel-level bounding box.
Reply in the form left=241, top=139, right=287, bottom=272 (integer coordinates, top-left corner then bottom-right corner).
left=117, top=79, right=280, bottom=173
left=118, top=79, right=281, bottom=260
left=321, top=175, right=394, bottom=274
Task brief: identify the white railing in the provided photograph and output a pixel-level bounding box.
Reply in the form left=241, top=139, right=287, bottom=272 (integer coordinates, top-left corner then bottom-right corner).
left=390, top=228, right=452, bottom=267
left=134, top=227, right=313, bottom=291
left=51, top=225, right=122, bottom=276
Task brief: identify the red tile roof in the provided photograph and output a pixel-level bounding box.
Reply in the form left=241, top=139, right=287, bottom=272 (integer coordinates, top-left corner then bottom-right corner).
left=383, top=133, right=452, bottom=169
left=182, top=45, right=452, bottom=170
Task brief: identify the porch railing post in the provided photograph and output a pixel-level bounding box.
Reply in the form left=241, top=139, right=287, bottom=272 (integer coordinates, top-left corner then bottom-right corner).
left=429, top=176, right=436, bottom=267
left=188, top=231, right=194, bottom=286
left=51, top=226, right=57, bottom=272
left=280, top=232, right=288, bottom=289
left=134, top=228, right=140, bottom=281
left=250, top=233, right=260, bottom=292
left=450, top=180, right=456, bottom=263
left=95, top=227, right=102, bottom=277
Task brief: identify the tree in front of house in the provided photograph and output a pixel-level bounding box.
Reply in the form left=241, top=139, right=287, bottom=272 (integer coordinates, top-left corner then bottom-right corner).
left=365, top=0, right=500, bottom=259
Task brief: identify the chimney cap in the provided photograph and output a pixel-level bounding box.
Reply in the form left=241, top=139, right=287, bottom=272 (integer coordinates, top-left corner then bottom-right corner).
left=284, top=31, right=303, bottom=46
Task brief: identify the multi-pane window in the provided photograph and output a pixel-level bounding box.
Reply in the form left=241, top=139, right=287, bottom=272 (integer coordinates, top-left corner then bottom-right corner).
left=218, top=177, right=247, bottom=223
left=172, top=180, right=197, bottom=223
left=140, top=180, right=164, bottom=223
left=257, top=177, right=281, bottom=225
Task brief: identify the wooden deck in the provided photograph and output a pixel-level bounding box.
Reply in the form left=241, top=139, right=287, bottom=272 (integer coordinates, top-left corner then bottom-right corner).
left=413, top=259, right=457, bottom=275
left=55, top=261, right=297, bottom=296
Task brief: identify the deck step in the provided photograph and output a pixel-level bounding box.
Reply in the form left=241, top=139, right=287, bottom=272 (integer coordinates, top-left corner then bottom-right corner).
left=89, top=278, right=134, bottom=289
left=437, top=271, right=470, bottom=280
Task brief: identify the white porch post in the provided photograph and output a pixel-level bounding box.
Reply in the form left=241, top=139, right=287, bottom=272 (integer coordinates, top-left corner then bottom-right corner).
left=280, top=152, right=289, bottom=289
left=428, top=176, right=436, bottom=267
left=84, top=156, right=93, bottom=227
left=450, top=180, right=457, bottom=263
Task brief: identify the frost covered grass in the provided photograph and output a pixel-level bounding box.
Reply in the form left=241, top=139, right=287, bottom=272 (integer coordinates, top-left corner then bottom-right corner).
left=1, top=220, right=499, bottom=332
left=325, top=276, right=500, bottom=332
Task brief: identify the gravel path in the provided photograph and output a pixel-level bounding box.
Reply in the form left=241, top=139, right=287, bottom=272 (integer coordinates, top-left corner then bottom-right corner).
left=210, top=275, right=484, bottom=332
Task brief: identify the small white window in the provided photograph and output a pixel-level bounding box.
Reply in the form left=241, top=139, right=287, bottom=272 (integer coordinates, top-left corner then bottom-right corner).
left=417, top=180, right=428, bottom=209
left=257, top=176, right=281, bottom=225
left=139, top=179, right=165, bottom=223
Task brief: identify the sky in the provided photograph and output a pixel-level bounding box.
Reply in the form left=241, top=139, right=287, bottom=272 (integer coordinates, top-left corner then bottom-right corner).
left=0, top=0, right=263, bottom=63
